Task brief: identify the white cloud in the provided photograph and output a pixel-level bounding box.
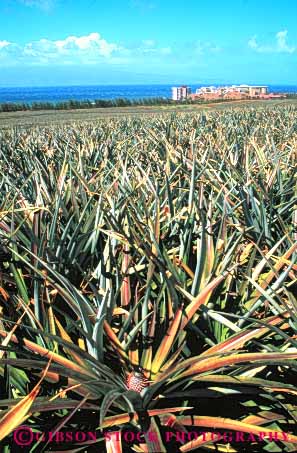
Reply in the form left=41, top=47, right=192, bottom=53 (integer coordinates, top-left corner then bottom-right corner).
left=0, top=36, right=118, bottom=68
left=247, top=36, right=258, bottom=50
left=23, top=39, right=56, bottom=57
left=54, top=32, right=119, bottom=57
left=142, top=39, right=156, bottom=48
left=248, top=30, right=296, bottom=53
left=194, top=41, right=221, bottom=55
left=130, top=40, right=174, bottom=58
left=0, top=32, right=219, bottom=67
left=276, top=30, right=295, bottom=53
left=12, top=33, right=121, bottom=64
left=0, top=40, right=11, bottom=50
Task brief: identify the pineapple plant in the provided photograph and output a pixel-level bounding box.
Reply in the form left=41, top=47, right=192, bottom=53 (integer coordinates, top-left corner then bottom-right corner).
left=0, top=107, right=296, bottom=452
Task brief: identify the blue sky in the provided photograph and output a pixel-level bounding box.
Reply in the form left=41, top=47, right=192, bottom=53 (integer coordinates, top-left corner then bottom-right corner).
left=0, top=0, right=296, bottom=86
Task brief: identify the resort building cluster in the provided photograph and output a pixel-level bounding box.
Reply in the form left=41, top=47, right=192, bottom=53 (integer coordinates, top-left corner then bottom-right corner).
left=172, top=85, right=286, bottom=101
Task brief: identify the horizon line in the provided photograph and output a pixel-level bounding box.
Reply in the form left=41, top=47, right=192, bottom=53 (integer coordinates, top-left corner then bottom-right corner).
left=0, top=82, right=296, bottom=89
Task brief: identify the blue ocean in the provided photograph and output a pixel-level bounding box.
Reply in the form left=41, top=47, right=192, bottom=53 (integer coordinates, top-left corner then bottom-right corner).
left=0, top=84, right=296, bottom=104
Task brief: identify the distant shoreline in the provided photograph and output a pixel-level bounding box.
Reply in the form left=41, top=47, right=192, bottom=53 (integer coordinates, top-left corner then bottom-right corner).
left=0, top=84, right=297, bottom=106
left=1, top=93, right=297, bottom=114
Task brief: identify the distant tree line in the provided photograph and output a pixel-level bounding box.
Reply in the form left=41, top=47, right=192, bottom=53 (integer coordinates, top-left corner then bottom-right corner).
left=0, top=97, right=174, bottom=112
left=0, top=93, right=295, bottom=113
left=0, top=96, right=239, bottom=113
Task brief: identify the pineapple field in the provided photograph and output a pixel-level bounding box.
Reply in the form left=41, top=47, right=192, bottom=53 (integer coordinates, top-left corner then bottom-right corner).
left=0, top=106, right=296, bottom=452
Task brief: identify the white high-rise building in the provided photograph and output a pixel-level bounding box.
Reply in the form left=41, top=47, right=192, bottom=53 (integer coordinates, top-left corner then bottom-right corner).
left=172, top=86, right=191, bottom=100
